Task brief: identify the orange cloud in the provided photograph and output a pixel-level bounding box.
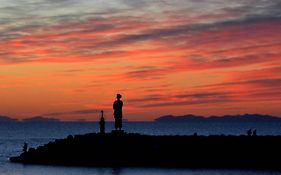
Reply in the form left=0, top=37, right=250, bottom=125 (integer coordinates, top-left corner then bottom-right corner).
left=0, top=4, right=281, bottom=120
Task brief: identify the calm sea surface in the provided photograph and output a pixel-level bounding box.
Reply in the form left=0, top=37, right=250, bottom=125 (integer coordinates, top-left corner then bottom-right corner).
left=1, top=122, right=281, bottom=175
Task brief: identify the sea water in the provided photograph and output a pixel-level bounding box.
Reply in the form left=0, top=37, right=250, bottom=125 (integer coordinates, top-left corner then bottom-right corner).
left=1, top=122, right=281, bottom=175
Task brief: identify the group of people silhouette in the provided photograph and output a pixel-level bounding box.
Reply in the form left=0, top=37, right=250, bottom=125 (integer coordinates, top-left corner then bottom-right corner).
left=100, top=95, right=260, bottom=137
left=99, top=94, right=123, bottom=133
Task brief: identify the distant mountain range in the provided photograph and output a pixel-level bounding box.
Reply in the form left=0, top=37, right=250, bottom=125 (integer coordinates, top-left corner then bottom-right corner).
left=22, top=116, right=60, bottom=122
left=155, top=114, right=281, bottom=122
left=0, top=115, right=18, bottom=122
left=0, top=116, right=60, bottom=122
left=1, top=114, right=281, bottom=123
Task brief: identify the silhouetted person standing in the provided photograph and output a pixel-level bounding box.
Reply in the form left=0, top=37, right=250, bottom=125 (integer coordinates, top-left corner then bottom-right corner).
left=23, top=142, right=28, bottom=153
left=113, top=94, right=123, bottom=130
left=247, top=129, right=252, bottom=136
left=99, top=110, right=105, bottom=134
left=253, top=129, right=257, bottom=136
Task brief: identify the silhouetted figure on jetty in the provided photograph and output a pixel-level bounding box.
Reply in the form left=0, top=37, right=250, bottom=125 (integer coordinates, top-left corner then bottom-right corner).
left=23, top=142, right=28, bottom=153
left=247, top=129, right=252, bottom=136
left=253, top=129, right=257, bottom=136
left=113, top=94, right=123, bottom=131
left=99, top=110, right=105, bottom=134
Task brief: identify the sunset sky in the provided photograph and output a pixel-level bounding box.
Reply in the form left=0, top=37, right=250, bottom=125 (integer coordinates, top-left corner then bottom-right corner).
left=0, top=0, right=280, bottom=121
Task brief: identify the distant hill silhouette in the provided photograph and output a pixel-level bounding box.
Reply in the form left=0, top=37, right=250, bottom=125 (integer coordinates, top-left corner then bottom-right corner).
left=155, top=114, right=281, bottom=122
left=0, top=115, right=17, bottom=122
left=23, top=116, right=60, bottom=122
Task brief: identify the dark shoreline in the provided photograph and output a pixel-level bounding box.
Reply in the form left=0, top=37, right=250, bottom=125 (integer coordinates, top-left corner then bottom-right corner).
left=10, top=132, right=281, bottom=170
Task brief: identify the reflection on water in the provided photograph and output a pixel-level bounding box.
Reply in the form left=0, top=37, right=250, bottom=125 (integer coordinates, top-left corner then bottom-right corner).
left=112, top=168, right=122, bottom=175
left=2, top=163, right=281, bottom=175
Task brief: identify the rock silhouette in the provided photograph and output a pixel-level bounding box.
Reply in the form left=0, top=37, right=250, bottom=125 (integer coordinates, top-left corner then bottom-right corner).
left=10, top=132, right=281, bottom=170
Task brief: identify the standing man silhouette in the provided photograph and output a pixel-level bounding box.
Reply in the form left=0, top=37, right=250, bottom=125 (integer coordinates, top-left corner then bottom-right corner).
left=113, top=94, right=123, bottom=130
